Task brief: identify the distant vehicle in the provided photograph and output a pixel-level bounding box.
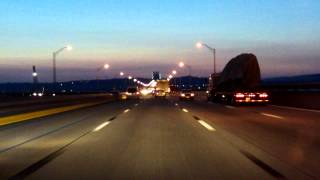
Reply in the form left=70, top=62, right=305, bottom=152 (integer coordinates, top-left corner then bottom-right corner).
left=154, top=80, right=170, bottom=98
left=207, top=53, right=269, bottom=105
left=126, top=87, right=140, bottom=99
left=154, top=90, right=166, bottom=98
left=179, top=90, right=195, bottom=100
left=110, top=91, right=127, bottom=100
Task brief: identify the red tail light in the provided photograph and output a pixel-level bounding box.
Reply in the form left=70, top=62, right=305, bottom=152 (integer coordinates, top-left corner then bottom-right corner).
left=235, top=93, right=245, bottom=98
left=259, top=93, right=268, bottom=98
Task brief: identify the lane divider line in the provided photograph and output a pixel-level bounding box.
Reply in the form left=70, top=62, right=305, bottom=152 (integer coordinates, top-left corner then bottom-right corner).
left=198, top=120, right=216, bottom=131
left=93, top=121, right=110, bottom=132
left=108, top=116, right=117, bottom=121
left=123, top=109, right=130, bottom=113
left=270, top=105, right=320, bottom=113
left=0, top=101, right=108, bottom=126
left=182, top=108, right=189, bottom=113
left=192, top=115, right=201, bottom=120
left=240, top=150, right=286, bottom=179
left=261, top=113, right=284, bottom=119
left=225, top=105, right=235, bottom=109
left=10, top=130, right=92, bottom=179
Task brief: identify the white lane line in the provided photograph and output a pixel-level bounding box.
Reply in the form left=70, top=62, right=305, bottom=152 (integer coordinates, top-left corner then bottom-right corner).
left=198, top=120, right=216, bottom=131
left=261, top=113, right=284, bottom=119
left=182, top=108, right=189, bottom=112
left=270, top=105, right=320, bottom=113
left=225, top=105, right=235, bottom=109
left=93, top=121, right=110, bottom=132
left=124, top=109, right=130, bottom=113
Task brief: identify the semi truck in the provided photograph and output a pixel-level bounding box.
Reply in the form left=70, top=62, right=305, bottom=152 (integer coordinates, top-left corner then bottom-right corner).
left=154, top=80, right=170, bottom=97
left=207, top=53, right=269, bottom=105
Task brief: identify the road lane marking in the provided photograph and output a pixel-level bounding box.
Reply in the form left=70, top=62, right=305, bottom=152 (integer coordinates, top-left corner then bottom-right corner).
left=261, top=113, right=284, bottom=119
left=182, top=108, right=189, bottom=112
left=198, top=120, right=216, bottom=131
left=192, top=115, right=201, bottom=120
left=11, top=130, right=92, bottom=179
left=240, top=150, right=286, bottom=179
left=93, top=121, right=110, bottom=132
left=0, top=102, right=107, bottom=126
left=124, top=109, right=130, bottom=113
left=270, top=105, right=320, bottom=113
left=225, top=105, right=235, bottom=109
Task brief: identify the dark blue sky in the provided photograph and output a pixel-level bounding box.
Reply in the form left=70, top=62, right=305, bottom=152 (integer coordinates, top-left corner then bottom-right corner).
left=0, top=0, right=320, bottom=82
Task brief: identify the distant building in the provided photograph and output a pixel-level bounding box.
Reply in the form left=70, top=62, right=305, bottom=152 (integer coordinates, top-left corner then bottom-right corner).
left=152, top=72, right=161, bottom=80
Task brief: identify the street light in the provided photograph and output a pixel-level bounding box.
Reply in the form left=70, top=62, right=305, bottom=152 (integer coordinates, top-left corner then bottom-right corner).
left=96, top=63, right=110, bottom=91
left=103, top=64, right=110, bottom=69
left=52, top=45, right=72, bottom=83
left=168, top=74, right=173, bottom=79
left=172, top=70, right=177, bottom=75
left=128, top=76, right=133, bottom=80
left=120, top=72, right=124, bottom=76
left=196, top=42, right=216, bottom=75
left=179, top=62, right=185, bottom=68
left=32, top=72, right=38, bottom=77
left=178, top=61, right=191, bottom=76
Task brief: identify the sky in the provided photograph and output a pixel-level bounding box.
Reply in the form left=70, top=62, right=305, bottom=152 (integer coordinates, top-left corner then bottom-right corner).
left=0, top=0, right=320, bottom=82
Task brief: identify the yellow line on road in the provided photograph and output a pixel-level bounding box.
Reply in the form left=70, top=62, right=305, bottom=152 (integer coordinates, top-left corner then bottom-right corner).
left=0, top=102, right=107, bottom=126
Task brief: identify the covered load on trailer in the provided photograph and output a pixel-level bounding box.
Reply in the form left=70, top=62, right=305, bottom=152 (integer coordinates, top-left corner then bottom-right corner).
left=208, top=53, right=269, bottom=104
left=217, top=53, right=261, bottom=90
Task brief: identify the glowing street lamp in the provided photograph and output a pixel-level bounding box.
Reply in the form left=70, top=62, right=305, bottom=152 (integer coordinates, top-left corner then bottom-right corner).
left=172, top=70, right=177, bottom=75
left=178, top=61, right=191, bottom=76
left=128, top=76, right=133, bottom=80
left=133, top=79, right=137, bottom=82
left=196, top=41, right=216, bottom=75
left=103, top=64, right=110, bottom=69
left=179, top=62, right=185, bottom=68
left=52, top=45, right=72, bottom=83
left=32, top=72, right=38, bottom=77
left=168, top=74, right=173, bottom=79
left=120, top=72, right=124, bottom=76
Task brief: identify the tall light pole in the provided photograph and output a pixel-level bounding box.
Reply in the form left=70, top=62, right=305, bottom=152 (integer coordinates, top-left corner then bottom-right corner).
left=96, top=63, right=110, bottom=92
left=197, top=42, right=216, bottom=75
left=52, top=45, right=72, bottom=83
left=178, top=61, right=192, bottom=76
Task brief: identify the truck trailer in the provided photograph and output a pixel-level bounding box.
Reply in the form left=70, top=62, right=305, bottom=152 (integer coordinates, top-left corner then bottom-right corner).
left=207, top=53, right=269, bottom=105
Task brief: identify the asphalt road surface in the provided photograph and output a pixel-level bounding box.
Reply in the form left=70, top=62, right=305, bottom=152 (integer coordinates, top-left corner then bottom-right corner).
left=0, top=96, right=319, bottom=179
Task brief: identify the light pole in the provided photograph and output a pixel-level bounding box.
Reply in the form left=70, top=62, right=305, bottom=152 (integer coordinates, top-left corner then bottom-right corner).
left=197, top=42, right=216, bottom=75
left=96, top=64, right=110, bottom=92
left=52, top=45, right=72, bottom=83
left=178, top=61, right=192, bottom=76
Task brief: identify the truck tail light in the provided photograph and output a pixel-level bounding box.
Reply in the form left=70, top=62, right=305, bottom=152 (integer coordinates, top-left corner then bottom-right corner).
left=259, top=93, right=268, bottom=98
left=235, top=93, right=245, bottom=98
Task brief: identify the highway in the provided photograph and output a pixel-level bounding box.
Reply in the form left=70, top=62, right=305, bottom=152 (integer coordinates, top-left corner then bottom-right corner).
left=0, top=96, right=319, bottom=179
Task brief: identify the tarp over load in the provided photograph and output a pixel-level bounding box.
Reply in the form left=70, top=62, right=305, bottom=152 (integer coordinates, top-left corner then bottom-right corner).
left=217, top=53, right=261, bottom=91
